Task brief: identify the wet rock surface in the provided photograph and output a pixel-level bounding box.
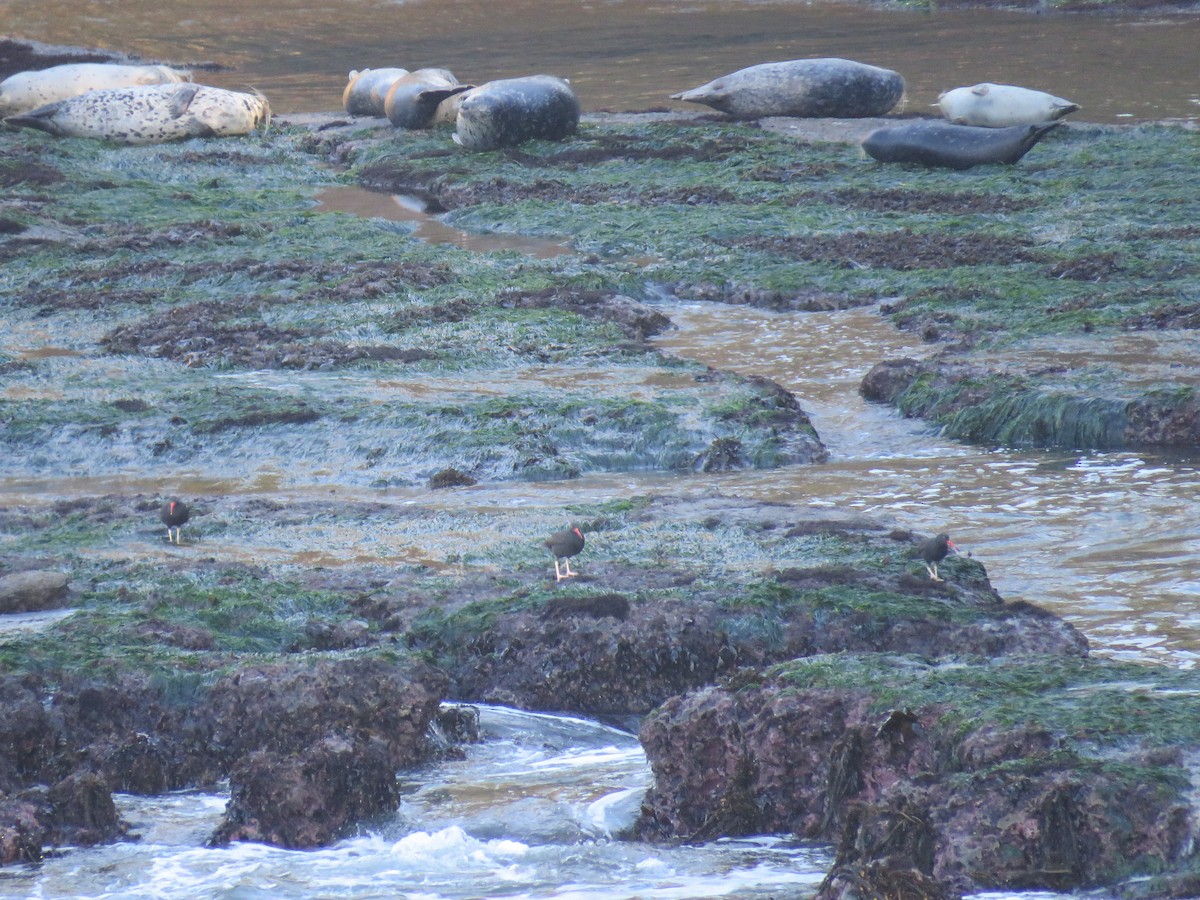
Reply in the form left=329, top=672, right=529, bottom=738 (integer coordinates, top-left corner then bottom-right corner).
left=0, top=773, right=126, bottom=865
left=0, top=657, right=449, bottom=860
left=209, top=737, right=403, bottom=849
left=635, top=656, right=1199, bottom=898
left=0, top=570, right=70, bottom=613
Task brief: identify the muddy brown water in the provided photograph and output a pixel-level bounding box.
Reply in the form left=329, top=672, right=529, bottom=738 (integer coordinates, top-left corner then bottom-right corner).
left=3, top=0, right=1199, bottom=124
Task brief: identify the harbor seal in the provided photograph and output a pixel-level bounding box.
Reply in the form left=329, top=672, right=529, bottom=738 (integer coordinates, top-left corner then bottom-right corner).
left=861, top=120, right=1062, bottom=170
left=453, top=75, right=579, bottom=151
left=938, top=83, right=1080, bottom=128
left=671, top=58, right=904, bottom=119
left=384, top=68, right=472, bottom=129
left=342, top=67, right=409, bottom=116
left=0, top=62, right=190, bottom=118
left=4, top=83, right=270, bottom=144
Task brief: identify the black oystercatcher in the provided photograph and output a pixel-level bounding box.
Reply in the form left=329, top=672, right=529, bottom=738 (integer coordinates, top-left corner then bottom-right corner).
left=546, top=526, right=585, bottom=582
left=161, top=498, right=190, bottom=544
left=918, top=532, right=957, bottom=582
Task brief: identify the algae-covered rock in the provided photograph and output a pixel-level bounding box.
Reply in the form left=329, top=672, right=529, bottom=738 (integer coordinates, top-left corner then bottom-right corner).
left=636, top=653, right=1200, bottom=897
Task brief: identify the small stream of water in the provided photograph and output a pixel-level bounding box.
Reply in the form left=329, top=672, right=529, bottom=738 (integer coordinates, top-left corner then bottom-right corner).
left=0, top=707, right=835, bottom=900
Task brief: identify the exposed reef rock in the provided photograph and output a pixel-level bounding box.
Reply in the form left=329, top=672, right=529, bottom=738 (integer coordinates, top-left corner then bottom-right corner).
left=635, top=653, right=1200, bottom=897
left=0, top=658, right=449, bottom=858
left=0, top=569, right=70, bottom=613
left=862, top=356, right=1200, bottom=451
left=397, top=497, right=1085, bottom=715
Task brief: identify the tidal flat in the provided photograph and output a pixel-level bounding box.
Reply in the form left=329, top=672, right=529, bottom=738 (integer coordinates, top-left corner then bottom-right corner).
left=3, top=105, right=1200, bottom=894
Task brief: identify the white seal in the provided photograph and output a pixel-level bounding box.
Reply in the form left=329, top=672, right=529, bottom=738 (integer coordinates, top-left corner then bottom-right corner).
left=937, top=83, right=1079, bottom=128
left=0, top=62, right=190, bottom=118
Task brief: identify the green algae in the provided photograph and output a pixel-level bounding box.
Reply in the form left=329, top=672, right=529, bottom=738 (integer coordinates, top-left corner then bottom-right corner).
left=346, top=119, right=1200, bottom=455
left=772, top=652, right=1200, bottom=751
left=7, top=111, right=1199, bottom=456
left=0, top=562, right=359, bottom=676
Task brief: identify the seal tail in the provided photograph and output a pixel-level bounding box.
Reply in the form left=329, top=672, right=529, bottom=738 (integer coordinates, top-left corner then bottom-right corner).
left=1049, top=102, right=1081, bottom=121
left=1013, top=121, right=1064, bottom=161
left=3, top=102, right=69, bottom=136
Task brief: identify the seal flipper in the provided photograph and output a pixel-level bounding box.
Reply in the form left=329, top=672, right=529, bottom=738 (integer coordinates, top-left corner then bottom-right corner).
left=183, top=120, right=219, bottom=138
left=165, top=83, right=203, bottom=119
left=1015, top=120, right=1063, bottom=157
left=414, top=85, right=472, bottom=127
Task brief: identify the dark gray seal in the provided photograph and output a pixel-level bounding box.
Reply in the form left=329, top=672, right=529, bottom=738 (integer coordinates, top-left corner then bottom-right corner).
left=671, top=58, right=904, bottom=119
left=453, top=75, right=579, bottom=151
left=861, top=120, right=1062, bottom=170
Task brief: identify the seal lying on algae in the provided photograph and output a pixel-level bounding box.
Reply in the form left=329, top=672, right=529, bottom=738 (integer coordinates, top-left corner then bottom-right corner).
left=453, top=75, right=579, bottom=151
left=4, top=83, right=270, bottom=144
left=0, top=62, right=190, bottom=117
left=938, top=82, right=1080, bottom=128
left=384, top=68, right=473, bottom=129
left=671, top=58, right=904, bottom=119
left=342, top=67, right=409, bottom=116
left=861, top=120, right=1062, bottom=170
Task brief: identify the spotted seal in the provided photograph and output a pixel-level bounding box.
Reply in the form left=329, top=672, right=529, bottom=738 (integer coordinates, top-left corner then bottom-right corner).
left=671, top=58, right=904, bottom=119
left=938, top=83, right=1080, bottom=128
left=0, top=62, right=190, bottom=118
left=453, top=75, right=579, bottom=151
left=342, top=67, right=409, bottom=116
left=4, top=83, right=271, bottom=144
left=383, top=68, right=472, bottom=129
left=861, top=120, right=1062, bottom=170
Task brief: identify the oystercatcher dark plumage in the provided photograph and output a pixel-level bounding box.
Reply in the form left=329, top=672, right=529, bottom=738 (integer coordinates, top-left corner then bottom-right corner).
left=918, top=532, right=957, bottom=582
left=161, top=498, right=190, bottom=544
left=545, top=526, right=585, bottom=582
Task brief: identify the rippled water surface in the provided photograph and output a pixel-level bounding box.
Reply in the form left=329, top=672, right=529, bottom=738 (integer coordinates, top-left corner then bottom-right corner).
left=3, top=0, right=1199, bottom=123
left=654, top=303, right=1200, bottom=670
